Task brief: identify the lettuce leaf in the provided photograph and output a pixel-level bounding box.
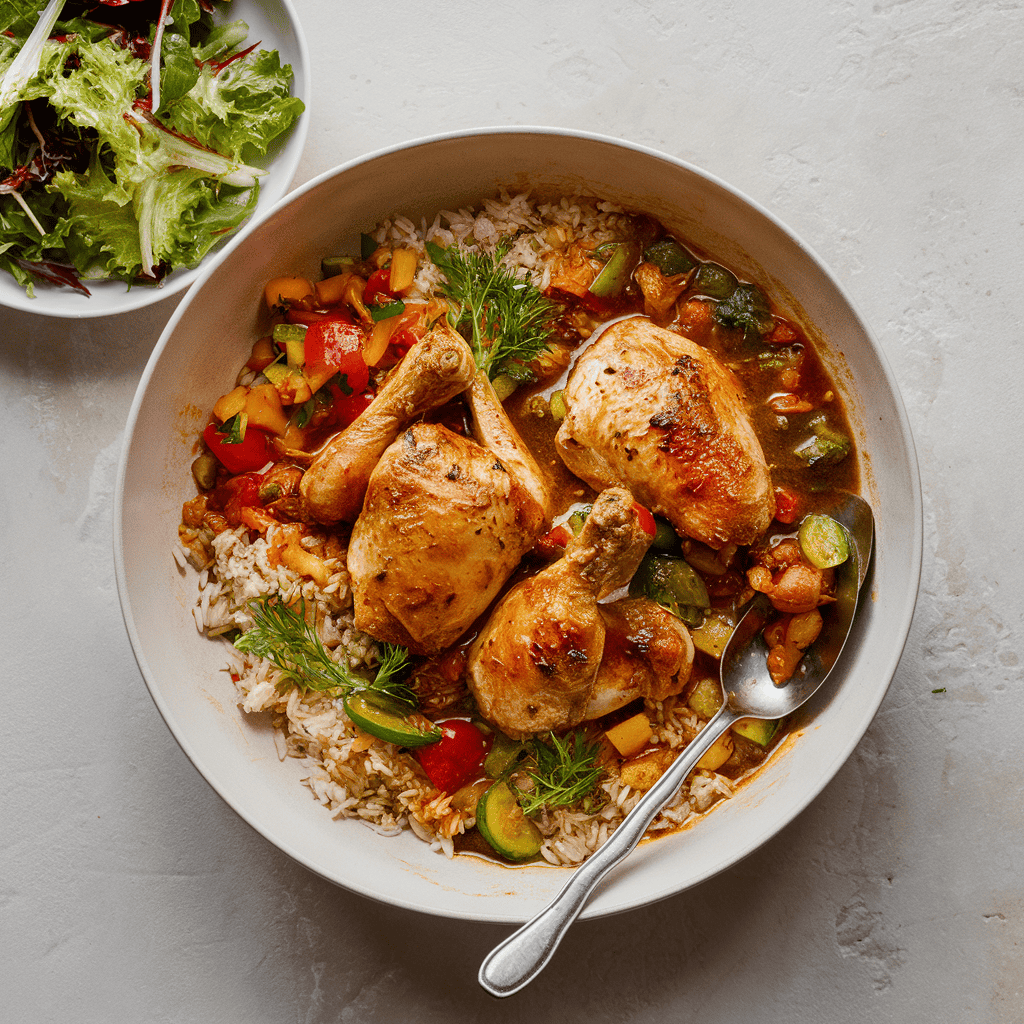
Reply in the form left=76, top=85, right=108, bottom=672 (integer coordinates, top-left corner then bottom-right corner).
left=0, top=0, right=303, bottom=292
left=161, top=45, right=304, bottom=163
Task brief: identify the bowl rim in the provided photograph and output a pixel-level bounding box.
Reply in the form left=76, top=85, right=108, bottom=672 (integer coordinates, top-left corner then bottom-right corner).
left=0, top=0, right=311, bottom=320
left=114, top=126, right=923, bottom=921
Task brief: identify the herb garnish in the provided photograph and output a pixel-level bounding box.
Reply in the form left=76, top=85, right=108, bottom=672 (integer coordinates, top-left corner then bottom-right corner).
left=234, top=595, right=412, bottom=702
left=517, top=729, right=605, bottom=815
left=424, top=239, right=556, bottom=381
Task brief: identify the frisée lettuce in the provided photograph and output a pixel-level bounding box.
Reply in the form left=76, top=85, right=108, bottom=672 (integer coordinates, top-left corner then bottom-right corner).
left=0, top=0, right=304, bottom=297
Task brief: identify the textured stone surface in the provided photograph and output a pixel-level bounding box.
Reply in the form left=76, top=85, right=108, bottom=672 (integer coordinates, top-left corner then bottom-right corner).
left=2, top=0, right=1021, bottom=1020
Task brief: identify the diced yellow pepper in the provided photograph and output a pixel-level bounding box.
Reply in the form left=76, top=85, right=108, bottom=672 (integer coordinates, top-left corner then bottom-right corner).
left=605, top=712, right=653, bottom=758
left=314, top=271, right=354, bottom=307
left=619, top=748, right=676, bottom=791
left=264, top=275, right=314, bottom=311
left=363, top=315, right=404, bottom=366
left=245, top=336, right=278, bottom=373
left=212, top=385, right=247, bottom=423
left=696, top=730, right=734, bottom=771
left=244, top=383, right=289, bottom=436
left=388, top=248, right=417, bottom=293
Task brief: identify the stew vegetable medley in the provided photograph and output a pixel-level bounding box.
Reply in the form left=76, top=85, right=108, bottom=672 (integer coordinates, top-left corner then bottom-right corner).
left=177, top=193, right=859, bottom=865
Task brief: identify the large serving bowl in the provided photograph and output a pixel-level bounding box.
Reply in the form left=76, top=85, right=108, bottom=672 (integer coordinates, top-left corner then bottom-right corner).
left=0, top=0, right=309, bottom=319
left=114, top=128, right=922, bottom=923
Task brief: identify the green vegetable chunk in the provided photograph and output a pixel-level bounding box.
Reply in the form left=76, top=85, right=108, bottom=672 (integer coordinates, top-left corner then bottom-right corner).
left=733, top=719, right=780, bottom=747
left=629, top=552, right=710, bottom=628
left=795, top=417, right=851, bottom=467
left=343, top=691, right=441, bottom=748
left=694, top=262, right=738, bottom=299
left=798, top=514, right=850, bottom=569
left=714, top=283, right=774, bottom=338
left=589, top=241, right=642, bottom=297
left=484, top=732, right=527, bottom=778
left=476, top=782, right=543, bottom=861
left=643, top=239, right=697, bottom=276
left=650, top=517, right=682, bottom=552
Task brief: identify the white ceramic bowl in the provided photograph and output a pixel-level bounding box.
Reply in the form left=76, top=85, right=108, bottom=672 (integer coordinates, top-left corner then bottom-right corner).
left=114, top=128, right=922, bottom=923
left=0, top=0, right=309, bottom=319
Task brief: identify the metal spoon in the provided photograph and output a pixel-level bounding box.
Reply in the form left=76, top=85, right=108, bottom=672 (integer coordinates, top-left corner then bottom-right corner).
left=479, top=492, right=874, bottom=998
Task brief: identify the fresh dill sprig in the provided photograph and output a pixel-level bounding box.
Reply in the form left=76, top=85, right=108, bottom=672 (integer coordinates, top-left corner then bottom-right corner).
left=517, top=729, right=606, bottom=815
left=234, top=595, right=413, bottom=702
left=424, top=239, right=556, bottom=381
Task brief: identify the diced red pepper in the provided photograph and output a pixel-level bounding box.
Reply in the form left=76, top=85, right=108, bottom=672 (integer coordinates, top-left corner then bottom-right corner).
left=415, top=719, right=490, bottom=794
left=632, top=501, right=656, bottom=537
left=533, top=522, right=574, bottom=558
left=303, top=318, right=370, bottom=393
left=203, top=421, right=274, bottom=474
left=363, top=267, right=394, bottom=307
left=285, top=307, right=357, bottom=328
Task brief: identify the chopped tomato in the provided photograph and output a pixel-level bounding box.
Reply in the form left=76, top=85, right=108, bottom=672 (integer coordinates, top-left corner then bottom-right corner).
left=363, top=267, right=394, bottom=307
left=212, top=471, right=265, bottom=527
left=766, top=320, right=800, bottom=346
left=415, top=719, right=490, bottom=794
left=303, top=318, right=370, bottom=393
left=632, top=501, right=656, bottom=537
left=773, top=486, right=801, bottom=524
left=377, top=326, right=421, bottom=369
left=325, top=385, right=375, bottom=429
left=203, top=420, right=274, bottom=474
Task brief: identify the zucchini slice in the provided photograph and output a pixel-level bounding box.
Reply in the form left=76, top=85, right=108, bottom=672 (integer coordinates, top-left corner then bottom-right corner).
left=476, top=782, right=543, bottom=861
left=343, top=691, right=441, bottom=747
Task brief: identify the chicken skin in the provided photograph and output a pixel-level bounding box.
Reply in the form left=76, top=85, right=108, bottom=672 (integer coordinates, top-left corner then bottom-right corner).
left=582, top=597, right=695, bottom=720
left=347, top=372, right=549, bottom=655
left=299, top=320, right=477, bottom=525
left=466, top=487, right=658, bottom=738
left=555, top=317, right=775, bottom=549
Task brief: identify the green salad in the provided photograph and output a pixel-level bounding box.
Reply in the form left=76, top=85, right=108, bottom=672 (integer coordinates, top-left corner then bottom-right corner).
left=0, top=0, right=304, bottom=296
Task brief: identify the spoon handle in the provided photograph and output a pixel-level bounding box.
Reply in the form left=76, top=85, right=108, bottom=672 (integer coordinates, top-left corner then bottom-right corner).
left=478, top=706, right=740, bottom=997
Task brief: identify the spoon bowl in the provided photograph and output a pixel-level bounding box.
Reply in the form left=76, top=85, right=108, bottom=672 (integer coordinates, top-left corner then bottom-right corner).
left=479, top=492, right=874, bottom=998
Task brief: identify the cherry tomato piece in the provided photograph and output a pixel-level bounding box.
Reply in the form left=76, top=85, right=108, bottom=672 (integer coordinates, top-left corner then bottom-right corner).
left=203, top=421, right=274, bottom=474
left=214, top=471, right=264, bottom=527
left=416, top=719, right=490, bottom=794
left=363, top=267, right=394, bottom=307
left=303, top=318, right=370, bottom=393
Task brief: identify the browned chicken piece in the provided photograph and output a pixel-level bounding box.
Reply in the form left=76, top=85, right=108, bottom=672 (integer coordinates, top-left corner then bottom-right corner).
left=555, top=317, right=775, bottom=549
left=467, top=371, right=552, bottom=520
left=582, top=597, right=694, bottom=720
left=299, top=320, right=477, bottom=524
left=346, top=370, right=550, bottom=656
left=466, top=487, right=653, bottom=738
left=347, top=421, right=546, bottom=654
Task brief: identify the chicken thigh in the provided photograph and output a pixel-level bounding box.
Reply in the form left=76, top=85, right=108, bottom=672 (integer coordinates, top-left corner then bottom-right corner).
left=466, top=487, right=655, bottom=738
left=346, top=372, right=550, bottom=655
left=299, top=320, right=477, bottom=525
left=555, top=317, right=775, bottom=549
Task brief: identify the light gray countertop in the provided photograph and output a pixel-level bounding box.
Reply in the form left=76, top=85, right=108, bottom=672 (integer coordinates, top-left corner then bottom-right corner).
left=3, top=0, right=1021, bottom=1020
